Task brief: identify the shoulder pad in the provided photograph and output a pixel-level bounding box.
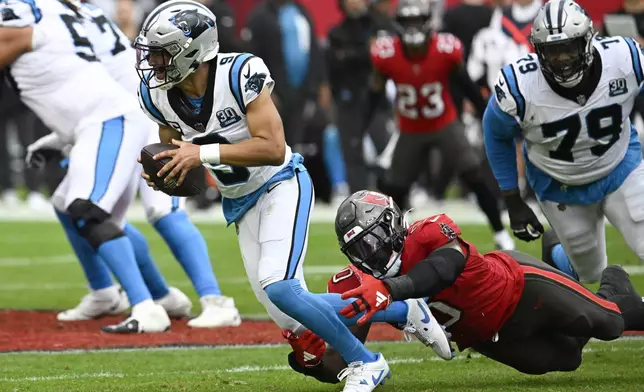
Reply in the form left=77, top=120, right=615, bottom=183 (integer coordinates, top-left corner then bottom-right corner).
left=0, top=0, right=41, bottom=27
left=370, top=35, right=397, bottom=62
left=493, top=60, right=530, bottom=122
left=137, top=77, right=168, bottom=126
left=434, top=32, right=463, bottom=59
left=408, top=213, right=462, bottom=246
left=227, top=54, right=274, bottom=114
left=621, top=36, right=644, bottom=88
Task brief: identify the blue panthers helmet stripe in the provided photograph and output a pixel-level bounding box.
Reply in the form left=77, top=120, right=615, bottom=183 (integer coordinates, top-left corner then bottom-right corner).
left=142, top=1, right=212, bottom=32
left=139, top=74, right=168, bottom=125
left=625, top=37, right=644, bottom=86
left=229, top=53, right=254, bottom=114
left=501, top=65, right=526, bottom=122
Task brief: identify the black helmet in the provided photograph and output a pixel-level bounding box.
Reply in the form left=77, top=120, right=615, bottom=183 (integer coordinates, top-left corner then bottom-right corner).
left=393, top=0, right=434, bottom=52
left=335, top=190, right=407, bottom=278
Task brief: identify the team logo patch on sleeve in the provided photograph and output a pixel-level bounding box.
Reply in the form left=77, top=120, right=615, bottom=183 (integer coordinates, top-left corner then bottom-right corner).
left=439, top=223, right=457, bottom=240
left=495, top=84, right=507, bottom=101
left=244, top=67, right=267, bottom=94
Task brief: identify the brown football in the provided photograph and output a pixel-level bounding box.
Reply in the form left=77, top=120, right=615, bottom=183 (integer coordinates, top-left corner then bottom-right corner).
left=140, top=143, right=204, bottom=197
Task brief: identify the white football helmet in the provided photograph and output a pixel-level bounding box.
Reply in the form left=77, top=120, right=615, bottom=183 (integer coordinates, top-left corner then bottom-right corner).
left=530, top=0, right=595, bottom=87
left=135, top=0, right=219, bottom=90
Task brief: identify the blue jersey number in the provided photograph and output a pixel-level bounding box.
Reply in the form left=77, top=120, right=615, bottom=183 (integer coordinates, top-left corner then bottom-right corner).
left=517, top=55, right=538, bottom=74
left=192, top=133, right=250, bottom=186
left=541, top=104, right=622, bottom=162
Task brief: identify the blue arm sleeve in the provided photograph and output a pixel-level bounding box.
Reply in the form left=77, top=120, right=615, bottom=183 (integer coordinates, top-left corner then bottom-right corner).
left=483, top=96, right=522, bottom=191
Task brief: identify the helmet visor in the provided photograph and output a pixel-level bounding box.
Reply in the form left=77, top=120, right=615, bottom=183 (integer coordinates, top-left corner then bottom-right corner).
left=134, top=40, right=183, bottom=89
left=343, top=224, right=394, bottom=275
left=537, top=37, right=587, bottom=82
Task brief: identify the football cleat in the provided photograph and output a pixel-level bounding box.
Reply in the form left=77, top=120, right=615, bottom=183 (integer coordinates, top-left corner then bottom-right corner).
left=187, top=295, right=242, bottom=328
left=337, top=353, right=390, bottom=392
left=57, top=285, right=130, bottom=321
left=101, top=300, right=170, bottom=333
left=155, top=287, right=192, bottom=319
left=403, top=299, right=453, bottom=360
left=597, top=265, right=644, bottom=330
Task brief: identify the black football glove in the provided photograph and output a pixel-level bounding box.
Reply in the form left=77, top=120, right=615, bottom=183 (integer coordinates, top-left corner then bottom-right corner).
left=26, top=148, right=64, bottom=170
left=504, top=191, right=544, bottom=242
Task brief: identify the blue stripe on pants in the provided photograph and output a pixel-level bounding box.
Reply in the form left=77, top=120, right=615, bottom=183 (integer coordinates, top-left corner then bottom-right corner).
left=89, top=116, right=124, bottom=202
left=284, top=169, right=314, bottom=280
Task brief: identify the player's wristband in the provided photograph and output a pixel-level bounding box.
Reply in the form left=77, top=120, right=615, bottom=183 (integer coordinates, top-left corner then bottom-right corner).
left=199, top=144, right=220, bottom=165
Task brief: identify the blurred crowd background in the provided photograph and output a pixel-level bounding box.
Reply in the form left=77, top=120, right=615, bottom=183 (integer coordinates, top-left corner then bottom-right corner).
left=1, top=0, right=641, bottom=212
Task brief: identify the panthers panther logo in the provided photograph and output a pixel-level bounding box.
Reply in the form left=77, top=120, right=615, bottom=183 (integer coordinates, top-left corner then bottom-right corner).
left=244, top=67, right=267, bottom=94
left=169, top=9, right=215, bottom=38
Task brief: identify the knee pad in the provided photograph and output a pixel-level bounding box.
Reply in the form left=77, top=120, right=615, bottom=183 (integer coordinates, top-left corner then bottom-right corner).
left=563, top=230, right=605, bottom=283
left=67, top=199, right=124, bottom=249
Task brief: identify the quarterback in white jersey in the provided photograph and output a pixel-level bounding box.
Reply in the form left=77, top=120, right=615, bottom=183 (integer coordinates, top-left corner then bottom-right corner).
left=0, top=0, right=171, bottom=332
left=484, top=0, right=644, bottom=282
left=134, top=1, right=392, bottom=391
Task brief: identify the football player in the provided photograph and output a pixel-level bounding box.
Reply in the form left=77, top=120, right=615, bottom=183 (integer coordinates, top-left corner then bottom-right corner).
left=132, top=1, right=433, bottom=390
left=284, top=190, right=644, bottom=381
left=25, top=0, right=241, bottom=328
left=485, top=0, right=644, bottom=283
left=369, top=0, right=515, bottom=251
left=0, top=0, right=171, bottom=332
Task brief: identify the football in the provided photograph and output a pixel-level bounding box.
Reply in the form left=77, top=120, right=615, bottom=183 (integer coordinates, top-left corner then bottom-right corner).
left=140, top=143, right=205, bottom=197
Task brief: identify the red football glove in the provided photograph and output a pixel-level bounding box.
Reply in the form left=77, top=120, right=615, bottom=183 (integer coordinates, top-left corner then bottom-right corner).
left=282, top=329, right=326, bottom=368
left=339, top=274, right=392, bottom=325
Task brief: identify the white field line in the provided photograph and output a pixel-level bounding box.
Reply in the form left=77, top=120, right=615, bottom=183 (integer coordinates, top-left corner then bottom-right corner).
left=1, top=345, right=643, bottom=383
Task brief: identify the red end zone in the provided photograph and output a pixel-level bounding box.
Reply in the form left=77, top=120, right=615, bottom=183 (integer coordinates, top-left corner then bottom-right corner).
left=2, top=310, right=642, bottom=352
left=0, top=310, right=405, bottom=352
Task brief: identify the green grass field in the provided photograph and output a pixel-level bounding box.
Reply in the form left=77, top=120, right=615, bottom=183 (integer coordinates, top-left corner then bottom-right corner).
left=1, top=221, right=644, bottom=391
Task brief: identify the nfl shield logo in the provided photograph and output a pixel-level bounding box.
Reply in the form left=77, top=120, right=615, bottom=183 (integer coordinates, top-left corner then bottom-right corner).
left=576, top=95, right=587, bottom=106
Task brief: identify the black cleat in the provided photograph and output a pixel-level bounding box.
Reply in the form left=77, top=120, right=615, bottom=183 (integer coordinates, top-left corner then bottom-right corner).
left=101, top=318, right=141, bottom=334
left=598, top=266, right=644, bottom=330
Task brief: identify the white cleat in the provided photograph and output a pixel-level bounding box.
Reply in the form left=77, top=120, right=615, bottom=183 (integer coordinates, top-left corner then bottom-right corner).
left=403, top=299, right=453, bottom=360
left=187, top=295, right=242, bottom=328
left=155, top=287, right=192, bottom=319
left=338, top=353, right=390, bottom=392
left=57, top=285, right=130, bottom=321
left=101, top=300, right=171, bottom=333
left=494, top=230, right=516, bottom=251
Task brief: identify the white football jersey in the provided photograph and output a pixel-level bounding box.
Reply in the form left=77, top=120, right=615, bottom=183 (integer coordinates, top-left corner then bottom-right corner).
left=494, top=36, right=644, bottom=186
left=138, top=53, right=292, bottom=199
left=80, top=3, right=138, bottom=94
left=0, top=0, right=137, bottom=140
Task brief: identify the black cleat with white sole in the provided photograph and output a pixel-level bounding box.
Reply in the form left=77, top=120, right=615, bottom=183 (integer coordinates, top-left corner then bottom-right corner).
left=597, top=265, right=644, bottom=331
left=101, top=317, right=170, bottom=334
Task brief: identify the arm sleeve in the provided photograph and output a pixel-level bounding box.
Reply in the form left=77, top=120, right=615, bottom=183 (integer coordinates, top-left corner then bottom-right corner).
left=383, top=247, right=466, bottom=301
left=137, top=79, right=169, bottom=126
left=0, top=0, right=40, bottom=27
left=231, top=55, right=275, bottom=112
left=482, top=95, right=522, bottom=191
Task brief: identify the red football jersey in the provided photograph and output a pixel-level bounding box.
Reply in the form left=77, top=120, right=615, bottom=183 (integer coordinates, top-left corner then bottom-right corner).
left=370, top=33, right=462, bottom=133
left=328, top=213, right=525, bottom=350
